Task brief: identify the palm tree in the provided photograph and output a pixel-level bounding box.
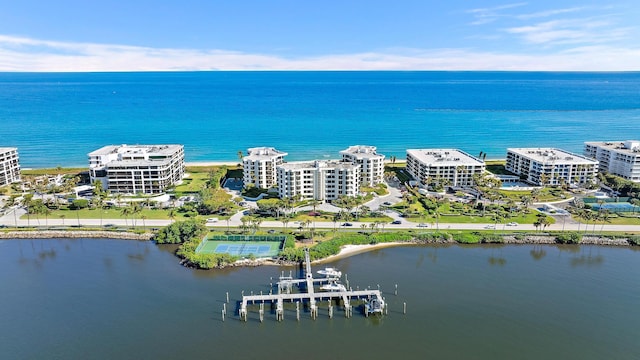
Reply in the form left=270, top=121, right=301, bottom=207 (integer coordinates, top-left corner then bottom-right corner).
left=332, top=213, right=340, bottom=233
left=59, top=214, right=66, bottom=226
left=167, top=209, right=176, bottom=224
left=6, top=196, right=18, bottom=227
left=120, top=206, right=132, bottom=227
left=141, top=215, right=148, bottom=230
left=599, top=209, right=611, bottom=233
left=130, top=202, right=142, bottom=227
left=520, top=195, right=533, bottom=211
left=42, top=207, right=51, bottom=227
left=22, top=194, right=34, bottom=227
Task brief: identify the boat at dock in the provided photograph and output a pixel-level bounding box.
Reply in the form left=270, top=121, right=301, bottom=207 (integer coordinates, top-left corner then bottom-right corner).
left=317, top=267, right=342, bottom=278
left=320, top=282, right=346, bottom=292
left=364, top=297, right=385, bottom=316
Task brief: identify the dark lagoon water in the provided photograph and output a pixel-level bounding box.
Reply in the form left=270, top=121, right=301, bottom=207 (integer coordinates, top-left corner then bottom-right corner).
left=1, top=239, right=639, bottom=359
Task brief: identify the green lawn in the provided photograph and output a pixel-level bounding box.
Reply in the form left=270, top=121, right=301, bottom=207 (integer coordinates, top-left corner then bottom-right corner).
left=497, top=188, right=570, bottom=202
left=21, top=167, right=87, bottom=176
left=174, top=172, right=210, bottom=194
left=21, top=208, right=231, bottom=222
left=407, top=210, right=553, bottom=224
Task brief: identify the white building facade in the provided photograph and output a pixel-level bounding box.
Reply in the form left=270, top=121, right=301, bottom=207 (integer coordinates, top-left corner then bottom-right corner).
left=276, top=160, right=360, bottom=201
left=0, top=147, right=21, bottom=186
left=506, top=148, right=598, bottom=186
left=584, top=141, right=640, bottom=182
left=340, top=145, right=385, bottom=187
left=242, top=147, right=288, bottom=189
left=88, top=144, right=185, bottom=194
left=406, top=149, right=485, bottom=187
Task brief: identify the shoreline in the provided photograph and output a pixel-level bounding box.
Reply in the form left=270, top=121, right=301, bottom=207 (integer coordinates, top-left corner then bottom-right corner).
left=311, top=242, right=412, bottom=264
left=0, top=230, right=153, bottom=240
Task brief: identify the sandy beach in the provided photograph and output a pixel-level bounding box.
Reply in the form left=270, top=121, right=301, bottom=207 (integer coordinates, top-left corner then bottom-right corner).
left=185, top=161, right=239, bottom=167
left=312, top=242, right=408, bottom=264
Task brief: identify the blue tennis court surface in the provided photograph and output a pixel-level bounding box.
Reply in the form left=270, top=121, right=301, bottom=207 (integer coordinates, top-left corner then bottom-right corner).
left=215, top=244, right=272, bottom=256
left=197, top=240, right=283, bottom=258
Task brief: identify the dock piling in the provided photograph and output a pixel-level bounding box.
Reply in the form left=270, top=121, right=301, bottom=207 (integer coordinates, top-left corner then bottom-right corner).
left=403, top=302, right=406, bottom=314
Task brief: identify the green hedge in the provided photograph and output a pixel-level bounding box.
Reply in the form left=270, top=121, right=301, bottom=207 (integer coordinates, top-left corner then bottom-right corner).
left=555, top=232, right=582, bottom=244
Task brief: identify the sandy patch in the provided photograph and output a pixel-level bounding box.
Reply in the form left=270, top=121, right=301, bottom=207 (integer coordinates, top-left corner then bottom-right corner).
left=312, top=242, right=408, bottom=264
left=185, top=161, right=239, bottom=167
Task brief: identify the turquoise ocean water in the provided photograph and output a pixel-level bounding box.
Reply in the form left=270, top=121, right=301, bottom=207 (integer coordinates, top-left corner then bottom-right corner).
left=1, top=71, right=639, bottom=168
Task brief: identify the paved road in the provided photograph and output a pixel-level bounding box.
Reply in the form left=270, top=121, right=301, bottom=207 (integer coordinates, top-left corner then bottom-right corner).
left=2, top=179, right=639, bottom=233
left=2, top=206, right=639, bottom=233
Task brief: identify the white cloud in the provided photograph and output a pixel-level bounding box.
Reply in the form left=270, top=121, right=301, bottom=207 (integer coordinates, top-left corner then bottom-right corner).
left=516, top=7, right=584, bottom=20
left=505, top=17, right=630, bottom=45
left=467, top=2, right=528, bottom=25
left=1, top=34, right=639, bottom=71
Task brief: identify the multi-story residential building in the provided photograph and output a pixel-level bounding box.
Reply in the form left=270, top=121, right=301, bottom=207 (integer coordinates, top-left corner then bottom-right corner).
left=0, top=147, right=21, bottom=186
left=340, top=145, right=385, bottom=187
left=584, top=140, right=640, bottom=182
left=242, top=147, right=288, bottom=189
left=276, top=160, right=360, bottom=201
left=406, top=149, right=485, bottom=188
left=88, top=144, right=185, bottom=194
left=506, top=148, right=598, bottom=186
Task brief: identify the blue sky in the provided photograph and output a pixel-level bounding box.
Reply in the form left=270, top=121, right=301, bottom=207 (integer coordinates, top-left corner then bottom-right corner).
left=1, top=0, right=639, bottom=71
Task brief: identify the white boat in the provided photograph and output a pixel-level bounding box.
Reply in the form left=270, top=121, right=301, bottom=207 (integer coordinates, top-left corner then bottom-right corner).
left=317, top=267, right=342, bottom=278
left=320, top=282, right=346, bottom=292
left=365, top=297, right=385, bottom=315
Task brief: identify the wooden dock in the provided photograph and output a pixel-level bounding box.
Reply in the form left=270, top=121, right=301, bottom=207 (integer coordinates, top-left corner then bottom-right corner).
left=238, top=248, right=385, bottom=321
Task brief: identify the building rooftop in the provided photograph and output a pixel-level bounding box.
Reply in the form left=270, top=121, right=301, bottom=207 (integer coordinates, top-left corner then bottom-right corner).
left=406, top=149, right=484, bottom=166
left=245, top=147, right=288, bottom=160
left=0, top=147, right=18, bottom=153
left=340, top=145, right=384, bottom=159
left=508, top=148, right=597, bottom=165
left=88, top=144, right=182, bottom=157
left=585, top=141, right=640, bottom=154
left=278, top=160, right=358, bottom=171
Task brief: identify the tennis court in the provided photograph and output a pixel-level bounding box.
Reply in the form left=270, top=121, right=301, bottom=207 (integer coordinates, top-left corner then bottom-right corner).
left=196, top=235, right=285, bottom=258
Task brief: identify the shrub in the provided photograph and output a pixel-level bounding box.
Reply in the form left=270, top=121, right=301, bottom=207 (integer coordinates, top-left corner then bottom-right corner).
left=555, top=232, right=582, bottom=244
left=155, top=219, right=206, bottom=244
left=453, top=232, right=481, bottom=244
left=70, top=199, right=89, bottom=209
left=480, top=233, right=504, bottom=244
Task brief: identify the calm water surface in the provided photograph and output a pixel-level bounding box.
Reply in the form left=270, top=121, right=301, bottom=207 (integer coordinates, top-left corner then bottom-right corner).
left=2, top=71, right=639, bottom=167
left=0, top=239, right=639, bottom=359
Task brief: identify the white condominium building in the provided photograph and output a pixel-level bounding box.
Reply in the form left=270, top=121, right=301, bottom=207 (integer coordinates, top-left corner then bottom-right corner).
left=88, top=144, right=185, bottom=194
left=406, top=149, right=485, bottom=187
left=277, top=160, right=360, bottom=201
left=506, top=148, right=598, bottom=186
left=242, top=147, right=288, bottom=189
left=0, top=147, right=21, bottom=186
left=340, top=145, right=385, bottom=187
left=584, top=141, right=640, bottom=182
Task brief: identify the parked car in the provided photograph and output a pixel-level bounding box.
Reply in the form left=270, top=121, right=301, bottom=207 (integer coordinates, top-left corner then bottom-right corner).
left=417, top=223, right=428, bottom=227
left=484, top=225, right=496, bottom=229
left=342, top=222, right=353, bottom=227
left=506, top=222, right=519, bottom=226
left=383, top=201, right=392, bottom=206
left=391, top=220, right=402, bottom=225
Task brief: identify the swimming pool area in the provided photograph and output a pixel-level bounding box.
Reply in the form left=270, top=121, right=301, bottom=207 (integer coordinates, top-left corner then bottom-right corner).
left=500, top=181, right=538, bottom=191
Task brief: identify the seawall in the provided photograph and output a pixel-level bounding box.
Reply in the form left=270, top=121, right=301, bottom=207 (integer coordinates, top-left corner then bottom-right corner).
left=0, top=230, right=154, bottom=241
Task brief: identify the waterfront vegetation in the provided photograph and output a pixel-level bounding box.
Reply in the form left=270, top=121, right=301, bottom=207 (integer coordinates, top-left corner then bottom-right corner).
left=5, top=164, right=640, bottom=240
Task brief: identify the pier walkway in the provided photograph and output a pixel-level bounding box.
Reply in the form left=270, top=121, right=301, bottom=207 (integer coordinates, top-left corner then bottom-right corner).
left=238, top=248, right=385, bottom=321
